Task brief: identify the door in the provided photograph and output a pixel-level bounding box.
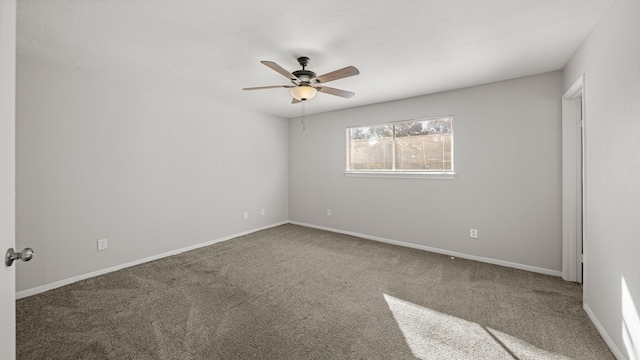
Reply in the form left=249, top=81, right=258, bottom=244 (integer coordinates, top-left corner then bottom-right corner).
left=0, top=0, right=17, bottom=358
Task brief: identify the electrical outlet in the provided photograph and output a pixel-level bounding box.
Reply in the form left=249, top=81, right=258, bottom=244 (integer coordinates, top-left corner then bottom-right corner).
left=97, top=238, right=108, bottom=251
left=244, top=212, right=249, bottom=220
left=327, top=209, right=332, bottom=217
left=261, top=208, right=265, bottom=216
left=470, top=228, right=478, bottom=239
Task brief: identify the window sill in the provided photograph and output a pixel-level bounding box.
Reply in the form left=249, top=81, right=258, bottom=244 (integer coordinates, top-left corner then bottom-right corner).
left=344, top=171, right=456, bottom=179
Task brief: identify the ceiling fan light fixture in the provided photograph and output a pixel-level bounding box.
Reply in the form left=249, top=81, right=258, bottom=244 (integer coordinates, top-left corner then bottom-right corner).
left=290, top=85, right=317, bottom=101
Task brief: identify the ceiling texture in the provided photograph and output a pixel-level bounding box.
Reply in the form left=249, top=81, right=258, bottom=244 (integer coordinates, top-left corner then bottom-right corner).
left=17, top=0, right=614, bottom=119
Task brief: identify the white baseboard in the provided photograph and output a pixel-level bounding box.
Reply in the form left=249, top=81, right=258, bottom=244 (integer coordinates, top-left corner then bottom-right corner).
left=583, top=303, right=628, bottom=360
left=16, top=220, right=563, bottom=299
left=16, top=221, right=289, bottom=299
left=289, top=221, right=562, bottom=277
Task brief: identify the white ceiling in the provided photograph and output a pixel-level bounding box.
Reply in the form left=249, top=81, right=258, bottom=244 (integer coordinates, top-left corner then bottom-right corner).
left=17, top=0, right=613, bottom=119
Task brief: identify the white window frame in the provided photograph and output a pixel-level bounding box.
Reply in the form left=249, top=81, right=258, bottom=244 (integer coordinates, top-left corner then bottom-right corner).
left=345, top=116, right=455, bottom=179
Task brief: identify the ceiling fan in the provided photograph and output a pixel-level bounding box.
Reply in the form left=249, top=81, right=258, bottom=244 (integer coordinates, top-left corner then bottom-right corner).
left=243, top=57, right=359, bottom=104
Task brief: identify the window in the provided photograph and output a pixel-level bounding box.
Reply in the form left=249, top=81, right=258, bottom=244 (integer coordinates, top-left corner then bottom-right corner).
left=346, top=116, right=454, bottom=177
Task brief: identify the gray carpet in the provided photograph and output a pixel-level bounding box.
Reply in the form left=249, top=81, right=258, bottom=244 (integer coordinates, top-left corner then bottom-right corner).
left=17, top=224, right=613, bottom=359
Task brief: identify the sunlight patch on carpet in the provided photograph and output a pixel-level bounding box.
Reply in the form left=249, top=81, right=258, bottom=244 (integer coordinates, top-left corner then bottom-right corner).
left=383, top=293, right=570, bottom=360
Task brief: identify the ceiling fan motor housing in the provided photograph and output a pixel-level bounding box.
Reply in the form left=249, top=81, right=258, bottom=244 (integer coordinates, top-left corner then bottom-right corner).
left=292, top=70, right=316, bottom=83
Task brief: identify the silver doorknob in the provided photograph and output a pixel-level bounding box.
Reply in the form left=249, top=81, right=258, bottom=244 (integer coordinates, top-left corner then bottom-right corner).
left=5, top=247, right=34, bottom=267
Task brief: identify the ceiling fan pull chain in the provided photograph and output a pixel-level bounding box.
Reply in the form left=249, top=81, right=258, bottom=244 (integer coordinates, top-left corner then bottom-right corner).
left=302, top=101, right=306, bottom=131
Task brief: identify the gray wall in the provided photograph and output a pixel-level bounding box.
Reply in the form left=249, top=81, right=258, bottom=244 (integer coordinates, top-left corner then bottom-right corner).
left=289, top=71, right=563, bottom=273
left=16, top=54, right=289, bottom=292
left=563, top=0, right=640, bottom=357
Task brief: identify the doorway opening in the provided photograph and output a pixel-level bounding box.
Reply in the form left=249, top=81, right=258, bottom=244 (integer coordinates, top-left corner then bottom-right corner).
left=562, top=75, right=585, bottom=284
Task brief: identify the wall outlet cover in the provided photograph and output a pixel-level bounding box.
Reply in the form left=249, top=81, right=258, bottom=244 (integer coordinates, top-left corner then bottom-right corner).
left=97, top=239, right=108, bottom=251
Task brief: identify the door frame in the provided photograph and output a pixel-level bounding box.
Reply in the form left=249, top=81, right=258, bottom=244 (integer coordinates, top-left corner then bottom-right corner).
left=562, top=75, right=586, bottom=283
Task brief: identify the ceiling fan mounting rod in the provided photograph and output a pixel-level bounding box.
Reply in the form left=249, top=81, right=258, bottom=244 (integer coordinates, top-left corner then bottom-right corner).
left=292, top=57, right=316, bottom=84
